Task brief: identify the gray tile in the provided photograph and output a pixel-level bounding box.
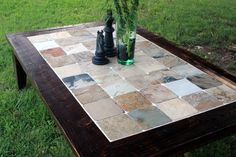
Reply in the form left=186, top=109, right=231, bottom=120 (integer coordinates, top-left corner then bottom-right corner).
left=62, top=73, right=96, bottom=90
left=112, top=64, right=146, bottom=78
left=84, top=98, right=123, bottom=121
left=128, top=106, right=171, bottom=129
left=164, top=79, right=202, bottom=97
left=187, top=74, right=222, bottom=89
left=97, top=114, right=143, bottom=141
left=171, top=64, right=205, bottom=77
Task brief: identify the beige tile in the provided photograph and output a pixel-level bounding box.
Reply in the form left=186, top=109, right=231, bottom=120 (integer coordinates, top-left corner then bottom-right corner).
left=97, top=114, right=143, bottom=141
left=72, top=84, right=109, bottom=104
left=140, top=84, right=177, bottom=104
left=92, top=70, right=121, bottom=85
left=49, top=31, right=72, bottom=39
left=135, top=55, right=167, bottom=74
left=73, top=51, right=93, bottom=63
left=154, top=55, right=186, bottom=68
left=158, top=98, right=198, bottom=120
left=112, top=64, right=146, bottom=78
left=54, top=64, right=83, bottom=78
left=206, top=85, right=236, bottom=104
left=28, top=34, right=52, bottom=43
left=84, top=98, right=123, bottom=121
left=114, top=91, right=152, bottom=112
left=126, top=74, right=160, bottom=90
left=62, top=43, right=88, bottom=55
left=44, top=55, right=76, bottom=68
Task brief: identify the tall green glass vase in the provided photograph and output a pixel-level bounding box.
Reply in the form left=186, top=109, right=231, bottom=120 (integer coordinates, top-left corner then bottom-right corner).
left=116, top=21, right=137, bottom=65
left=114, top=0, right=139, bottom=65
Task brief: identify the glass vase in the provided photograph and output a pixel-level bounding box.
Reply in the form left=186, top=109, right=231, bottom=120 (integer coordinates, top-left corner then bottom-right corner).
left=116, top=20, right=137, bottom=65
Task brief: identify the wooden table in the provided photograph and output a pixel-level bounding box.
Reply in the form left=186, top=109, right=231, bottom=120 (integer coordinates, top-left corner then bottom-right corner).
left=7, top=22, right=236, bottom=157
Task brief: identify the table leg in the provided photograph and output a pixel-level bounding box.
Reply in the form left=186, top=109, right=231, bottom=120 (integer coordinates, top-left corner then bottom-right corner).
left=13, top=54, right=27, bottom=90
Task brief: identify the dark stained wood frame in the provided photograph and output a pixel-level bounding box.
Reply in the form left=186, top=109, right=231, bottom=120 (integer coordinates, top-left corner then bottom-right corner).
left=6, top=22, right=236, bottom=157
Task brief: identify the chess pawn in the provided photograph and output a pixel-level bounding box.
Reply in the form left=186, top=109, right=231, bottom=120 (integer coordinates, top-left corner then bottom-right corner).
left=92, top=30, right=109, bottom=65
left=104, top=9, right=116, bottom=57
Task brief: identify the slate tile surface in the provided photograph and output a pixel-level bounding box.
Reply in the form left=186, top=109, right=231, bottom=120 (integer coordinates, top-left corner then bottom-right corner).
left=54, top=64, right=83, bottom=78
left=44, top=55, right=76, bottom=68
left=187, top=74, right=222, bottom=89
left=206, top=85, right=236, bottom=103
left=128, top=106, right=172, bottom=129
left=158, top=98, right=198, bottom=120
left=182, top=91, right=223, bottom=111
left=63, top=73, right=96, bottom=90
left=154, top=55, right=186, bottom=68
left=114, top=91, right=152, bottom=112
left=140, top=84, right=177, bottom=104
left=72, top=84, right=109, bottom=104
left=33, top=40, right=59, bottom=51
left=41, top=47, right=66, bottom=57
left=84, top=98, right=123, bottom=121
left=171, top=64, right=205, bottom=77
left=164, top=79, right=202, bottom=97
left=97, top=114, right=143, bottom=141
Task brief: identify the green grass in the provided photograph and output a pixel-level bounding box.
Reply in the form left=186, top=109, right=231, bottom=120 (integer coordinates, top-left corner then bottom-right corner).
left=0, top=0, right=236, bottom=156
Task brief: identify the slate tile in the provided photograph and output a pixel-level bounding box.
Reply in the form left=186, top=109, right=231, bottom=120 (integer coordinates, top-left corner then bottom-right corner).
left=187, top=74, right=222, bottom=89
left=62, top=43, right=88, bottom=55
left=54, top=64, right=83, bottom=78
left=206, top=85, right=236, bottom=104
left=164, top=79, right=202, bottom=97
left=112, top=64, right=146, bottom=78
left=49, top=31, right=72, bottom=40
left=84, top=98, right=123, bottom=121
left=28, top=34, right=52, bottom=43
left=33, top=40, right=59, bottom=51
left=114, top=91, right=152, bottom=112
left=128, top=106, right=171, bottom=129
left=72, top=51, right=93, bottom=63
left=140, top=84, right=177, bottom=104
left=135, top=55, right=168, bottom=74
left=72, top=84, right=109, bottom=104
left=182, top=91, right=223, bottom=111
left=41, top=48, right=66, bottom=57
left=97, top=114, right=143, bottom=141
left=154, top=55, right=186, bottom=68
left=44, top=55, right=76, bottom=68
left=171, top=64, right=205, bottom=77
left=62, top=73, right=96, bottom=90
left=101, top=80, right=136, bottom=98
left=158, top=98, right=198, bottom=120
left=92, top=70, right=121, bottom=85
left=149, top=70, right=183, bottom=83
left=55, top=35, right=95, bottom=47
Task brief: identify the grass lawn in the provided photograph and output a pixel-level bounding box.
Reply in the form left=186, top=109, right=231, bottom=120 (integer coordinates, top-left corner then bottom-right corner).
left=0, top=0, right=236, bottom=156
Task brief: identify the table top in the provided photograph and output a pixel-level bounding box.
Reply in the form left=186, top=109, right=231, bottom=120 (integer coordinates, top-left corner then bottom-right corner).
left=7, top=22, right=236, bottom=156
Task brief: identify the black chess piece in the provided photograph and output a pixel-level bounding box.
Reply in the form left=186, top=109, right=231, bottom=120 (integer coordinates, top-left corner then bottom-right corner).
left=104, top=9, right=116, bottom=57
left=92, top=30, right=109, bottom=65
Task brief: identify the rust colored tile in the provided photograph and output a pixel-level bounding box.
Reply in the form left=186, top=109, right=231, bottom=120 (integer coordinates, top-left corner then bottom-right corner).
left=114, top=91, right=152, bottom=112
left=41, top=48, right=66, bottom=57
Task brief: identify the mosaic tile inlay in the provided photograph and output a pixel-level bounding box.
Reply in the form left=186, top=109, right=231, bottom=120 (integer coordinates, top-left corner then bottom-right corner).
left=28, top=25, right=236, bottom=142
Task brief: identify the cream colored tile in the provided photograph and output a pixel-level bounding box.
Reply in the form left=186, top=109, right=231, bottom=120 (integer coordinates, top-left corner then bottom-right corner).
left=158, top=98, right=198, bottom=120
